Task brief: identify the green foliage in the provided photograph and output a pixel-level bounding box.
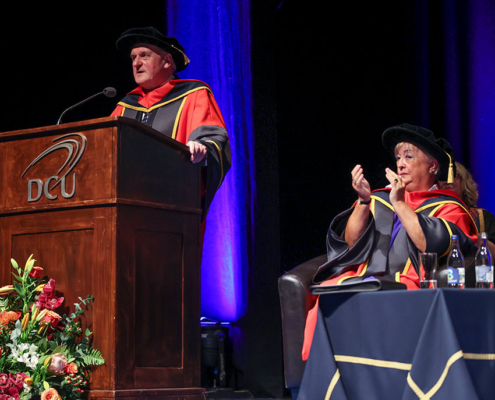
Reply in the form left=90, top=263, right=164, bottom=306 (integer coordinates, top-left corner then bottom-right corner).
left=81, top=348, right=105, bottom=367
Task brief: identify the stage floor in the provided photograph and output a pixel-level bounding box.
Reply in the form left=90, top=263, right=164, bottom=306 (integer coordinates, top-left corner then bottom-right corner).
left=205, top=388, right=289, bottom=399
left=206, top=391, right=288, bottom=400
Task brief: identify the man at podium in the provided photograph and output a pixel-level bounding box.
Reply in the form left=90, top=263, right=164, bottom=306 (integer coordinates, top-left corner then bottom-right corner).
left=111, top=26, right=231, bottom=222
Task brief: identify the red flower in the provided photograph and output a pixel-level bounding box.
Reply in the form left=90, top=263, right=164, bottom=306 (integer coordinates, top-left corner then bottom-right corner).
left=0, top=394, right=19, bottom=400
left=9, top=373, right=26, bottom=390
left=64, top=362, right=78, bottom=374
left=0, top=312, right=21, bottom=326
left=40, top=310, right=62, bottom=328
left=42, top=279, right=56, bottom=296
left=0, top=373, right=9, bottom=390
left=45, top=296, right=64, bottom=310
left=35, top=279, right=64, bottom=311
left=29, top=266, right=43, bottom=278
left=2, top=387, right=20, bottom=400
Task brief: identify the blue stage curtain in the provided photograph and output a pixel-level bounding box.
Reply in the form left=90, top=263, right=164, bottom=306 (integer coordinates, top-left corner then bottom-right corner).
left=441, top=0, right=495, bottom=210
left=166, top=0, right=252, bottom=322
left=463, top=0, right=495, bottom=209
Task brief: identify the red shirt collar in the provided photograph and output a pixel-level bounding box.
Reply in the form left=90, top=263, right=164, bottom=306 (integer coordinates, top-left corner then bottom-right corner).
left=128, top=79, right=178, bottom=109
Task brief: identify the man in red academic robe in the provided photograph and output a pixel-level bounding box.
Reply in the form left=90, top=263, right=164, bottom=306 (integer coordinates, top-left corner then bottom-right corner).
left=111, top=27, right=230, bottom=224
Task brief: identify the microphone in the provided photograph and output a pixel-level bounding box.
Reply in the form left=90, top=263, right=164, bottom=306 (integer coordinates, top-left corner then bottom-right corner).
left=103, top=87, right=117, bottom=97
left=57, top=87, right=117, bottom=125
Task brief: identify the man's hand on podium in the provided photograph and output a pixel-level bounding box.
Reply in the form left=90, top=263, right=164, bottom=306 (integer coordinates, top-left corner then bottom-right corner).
left=187, top=141, right=207, bottom=164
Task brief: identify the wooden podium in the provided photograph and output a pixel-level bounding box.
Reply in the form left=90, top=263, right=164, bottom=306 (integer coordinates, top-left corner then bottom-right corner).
left=0, top=117, right=205, bottom=399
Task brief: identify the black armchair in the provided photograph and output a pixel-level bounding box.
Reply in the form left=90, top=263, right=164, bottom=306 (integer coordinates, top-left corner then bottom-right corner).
left=278, top=254, right=325, bottom=399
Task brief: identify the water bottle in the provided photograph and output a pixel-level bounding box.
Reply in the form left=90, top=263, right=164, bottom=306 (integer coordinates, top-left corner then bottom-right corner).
left=447, top=235, right=465, bottom=288
left=475, top=232, right=493, bottom=289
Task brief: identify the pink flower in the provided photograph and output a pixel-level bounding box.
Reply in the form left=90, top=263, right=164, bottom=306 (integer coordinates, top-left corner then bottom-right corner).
left=40, top=388, right=61, bottom=400
left=47, top=353, right=67, bottom=375
left=29, top=266, right=43, bottom=278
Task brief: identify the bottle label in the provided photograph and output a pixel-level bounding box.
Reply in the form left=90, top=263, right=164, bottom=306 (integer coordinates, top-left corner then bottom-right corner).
left=475, top=265, right=493, bottom=283
left=448, top=267, right=465, bottom=284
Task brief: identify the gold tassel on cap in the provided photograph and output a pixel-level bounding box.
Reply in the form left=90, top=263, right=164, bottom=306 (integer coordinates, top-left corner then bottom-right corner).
left=170, top=44, right=191, bottom=67
left=446, top=152, right=455, bottom=183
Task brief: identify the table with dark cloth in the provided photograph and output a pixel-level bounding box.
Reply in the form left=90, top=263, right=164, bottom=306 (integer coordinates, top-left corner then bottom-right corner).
left=297, top=289, right=495, bottom=400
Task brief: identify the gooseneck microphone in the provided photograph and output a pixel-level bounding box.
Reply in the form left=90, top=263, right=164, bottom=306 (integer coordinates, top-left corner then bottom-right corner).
left=57, top=87, right=117, bottom=125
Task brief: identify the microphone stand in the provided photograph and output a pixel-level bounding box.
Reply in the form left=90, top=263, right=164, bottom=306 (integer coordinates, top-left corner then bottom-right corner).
left=57, top=87, right=117, bottom=125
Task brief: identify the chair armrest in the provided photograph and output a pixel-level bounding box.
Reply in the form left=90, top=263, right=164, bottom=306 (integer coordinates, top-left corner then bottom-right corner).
left=278, top=254, right=326, bottom=389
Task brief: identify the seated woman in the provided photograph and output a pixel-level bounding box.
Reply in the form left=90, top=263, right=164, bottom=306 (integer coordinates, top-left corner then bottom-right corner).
left=439, top=161, right=495, bottom=254
left=302, top=124, right=478, bottom=360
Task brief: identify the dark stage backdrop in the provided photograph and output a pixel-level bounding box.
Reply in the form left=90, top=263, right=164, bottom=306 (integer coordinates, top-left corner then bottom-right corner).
left=274, top=1, right=424, bottom=271
left=0, top=5, right=163, bottom=130
left=2, top=1, right=494, bottom=398
left=273, top=0, right=495, bottom=272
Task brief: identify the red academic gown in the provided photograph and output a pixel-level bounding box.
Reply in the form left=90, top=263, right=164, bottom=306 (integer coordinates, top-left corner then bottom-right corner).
left=111, top=78, right=231, bottom=241
left=302, top=188, right=478, bottom=360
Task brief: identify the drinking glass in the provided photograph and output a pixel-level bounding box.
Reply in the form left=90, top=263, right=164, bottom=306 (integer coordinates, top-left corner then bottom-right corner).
left=419, top=252, right=438, bottom=289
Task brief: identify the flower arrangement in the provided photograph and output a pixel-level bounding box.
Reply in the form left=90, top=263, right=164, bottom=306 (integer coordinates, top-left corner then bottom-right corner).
left=0, top=255, right=104, bottom=399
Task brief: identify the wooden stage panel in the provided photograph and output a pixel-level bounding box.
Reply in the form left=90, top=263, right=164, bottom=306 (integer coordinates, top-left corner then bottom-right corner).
left=88, top=387, right=206, bottom=399
left=115, top=204, right=201, bottom=389
left=11, top=228, right=95, bottom=330
left=134, top=230, right=184, bottom=369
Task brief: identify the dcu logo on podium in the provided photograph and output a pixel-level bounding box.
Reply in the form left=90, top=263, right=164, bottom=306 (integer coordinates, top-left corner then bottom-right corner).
left=22, top=133, right=87, bottom=202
